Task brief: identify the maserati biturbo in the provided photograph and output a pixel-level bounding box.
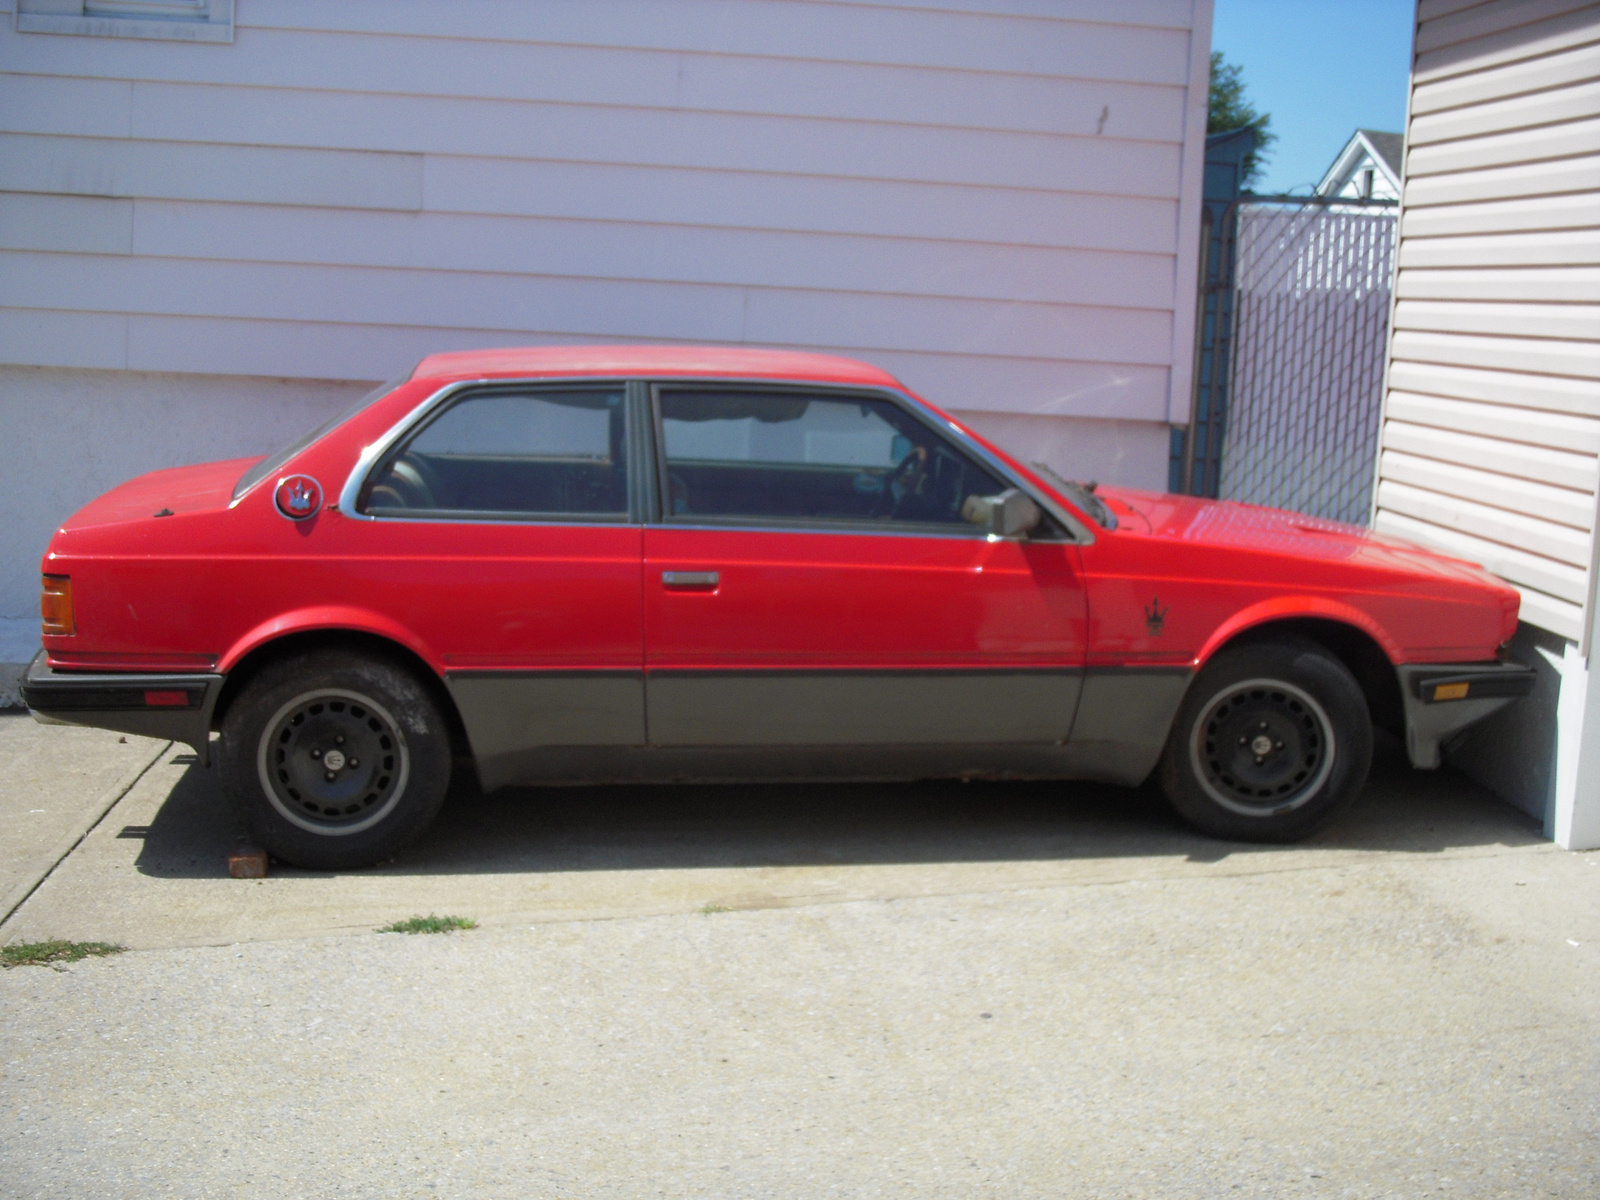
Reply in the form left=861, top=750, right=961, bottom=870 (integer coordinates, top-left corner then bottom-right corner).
left=25, top=346, right=1534, bottom=867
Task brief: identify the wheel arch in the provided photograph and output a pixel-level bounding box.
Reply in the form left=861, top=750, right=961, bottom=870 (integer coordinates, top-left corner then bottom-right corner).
left=1201, top=613, right=1404, bottom=737
left=211, top=627, right=471, bottom=762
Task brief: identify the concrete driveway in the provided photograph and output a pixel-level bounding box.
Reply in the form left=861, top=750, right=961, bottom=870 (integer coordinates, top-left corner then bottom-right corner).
left=1, top=710, right=1597, bottom=1197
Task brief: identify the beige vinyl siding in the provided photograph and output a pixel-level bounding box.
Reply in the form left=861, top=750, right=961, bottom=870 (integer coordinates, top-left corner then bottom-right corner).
left=0, top=0, right=1213, bottom=426
left=1375, top=0, right=1600, bottom=643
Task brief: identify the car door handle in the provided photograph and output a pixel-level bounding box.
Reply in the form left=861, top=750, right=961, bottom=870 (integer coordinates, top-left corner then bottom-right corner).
left=661, top=570, right=720, bottom=589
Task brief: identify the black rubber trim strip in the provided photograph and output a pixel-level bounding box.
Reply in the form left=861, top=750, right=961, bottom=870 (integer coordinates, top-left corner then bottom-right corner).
left=444, top=669, right=644, bottom=680
left=646, top=666, right=1084, bottom=679
left=22, top=661, right=215, bottom=710
left=445, top=666, right=1189, bottom=680
left=1408, top=661, right=1537, bottom=703
left=1081, top=666, right=1193, bottom=676
left=21, top=685, right=205, bottom=711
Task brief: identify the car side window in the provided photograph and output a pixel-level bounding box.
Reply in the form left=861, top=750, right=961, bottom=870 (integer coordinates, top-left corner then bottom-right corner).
left=364, top=388, right=628, bottom=519
left=658, top=389, right=1007, bottom=530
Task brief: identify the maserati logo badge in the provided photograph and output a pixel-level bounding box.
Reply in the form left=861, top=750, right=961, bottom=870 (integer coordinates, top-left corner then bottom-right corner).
left=1144, top=596, right=1168, bottom=637
left=273, top=475, right=323, bottom=521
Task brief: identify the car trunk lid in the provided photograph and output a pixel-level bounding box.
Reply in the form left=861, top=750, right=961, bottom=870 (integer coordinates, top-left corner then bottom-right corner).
left=57, top=457, right=258, bottom=531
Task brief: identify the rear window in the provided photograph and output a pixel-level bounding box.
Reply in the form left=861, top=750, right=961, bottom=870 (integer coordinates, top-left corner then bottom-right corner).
left=361, top=387, right=629, bottom=519
left=232, top=378, right=405, bottom=502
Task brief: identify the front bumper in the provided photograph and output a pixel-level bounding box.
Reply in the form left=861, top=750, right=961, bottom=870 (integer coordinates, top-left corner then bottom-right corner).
left=22, top=650, right=223, bottom=762
left=1397, top=659, right=1537, bottom=769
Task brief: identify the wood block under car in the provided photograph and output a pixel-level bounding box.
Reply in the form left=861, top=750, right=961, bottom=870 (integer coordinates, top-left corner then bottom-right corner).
left=228, top=841, right=268, bottom=879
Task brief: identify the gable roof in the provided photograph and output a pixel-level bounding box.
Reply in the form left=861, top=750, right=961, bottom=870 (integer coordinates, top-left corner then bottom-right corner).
left=1316, top=129, right=1405, bottom=196
left=1360, top=130, right=1404, bottom=179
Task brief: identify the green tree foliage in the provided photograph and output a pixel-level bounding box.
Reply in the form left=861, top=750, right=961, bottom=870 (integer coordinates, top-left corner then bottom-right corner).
left=1208, top=50, right=1276, bottom=187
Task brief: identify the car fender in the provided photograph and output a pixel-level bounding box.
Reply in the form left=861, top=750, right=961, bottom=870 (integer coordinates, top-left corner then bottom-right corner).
left=1194, top=596, right=1403, bottom=669
left=218, top=607, right=443, bottom=676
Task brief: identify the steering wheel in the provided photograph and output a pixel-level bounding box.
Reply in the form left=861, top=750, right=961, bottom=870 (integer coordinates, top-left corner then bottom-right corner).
left=369, top=453, right=442, bottom=510
left=667, top=470, right=691, bottom=516
left=880, top=445, right=929, bottom=519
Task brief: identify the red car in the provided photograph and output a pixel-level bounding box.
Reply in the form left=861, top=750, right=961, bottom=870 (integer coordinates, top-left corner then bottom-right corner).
left=25, top=346, right=1533, bottom=867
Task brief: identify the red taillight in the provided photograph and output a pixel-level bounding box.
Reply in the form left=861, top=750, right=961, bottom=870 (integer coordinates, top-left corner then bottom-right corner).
left=41, top=574, right=74, bottom=636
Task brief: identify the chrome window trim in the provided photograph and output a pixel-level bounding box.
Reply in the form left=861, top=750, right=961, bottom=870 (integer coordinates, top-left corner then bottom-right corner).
left=234, top=376, right=407, bottom=508
left=650, top=378, right=1094, bottom=544
left=337, top=376, right=633, bottom=523
left=338, top=373, right=1094, bottom=544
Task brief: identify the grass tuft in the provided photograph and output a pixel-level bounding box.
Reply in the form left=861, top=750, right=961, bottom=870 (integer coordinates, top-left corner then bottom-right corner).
left=700, top=903, right=732, bottom=915
left=378, top=914, right=477, bottom=935
left=2, top=939, right=125, bottom=968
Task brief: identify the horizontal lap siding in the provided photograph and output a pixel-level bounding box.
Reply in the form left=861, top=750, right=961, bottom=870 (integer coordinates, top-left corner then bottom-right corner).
left=0, top=0, right=1210, bottom=424
left=1376, top=0, right=1600, bottom=643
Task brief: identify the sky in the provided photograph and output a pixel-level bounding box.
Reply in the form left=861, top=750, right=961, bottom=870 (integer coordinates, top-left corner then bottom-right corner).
left=1210, top=0, right=1415, bottom=194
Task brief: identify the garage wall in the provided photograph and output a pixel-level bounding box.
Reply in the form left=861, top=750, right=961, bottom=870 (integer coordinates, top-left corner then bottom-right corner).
left=0, top=0, right=1214, bottom=678
left=1372, top=0, right=1600, bottom=643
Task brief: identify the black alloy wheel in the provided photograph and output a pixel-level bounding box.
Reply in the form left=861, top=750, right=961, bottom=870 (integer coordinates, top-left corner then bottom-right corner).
left=259, top=688, right=410, bottom=834
left=1159, top=636, right=1372, bottom=842
left=1190, top=677, right=1334, bottom=816
left=220, top=649, right=452, bottom=869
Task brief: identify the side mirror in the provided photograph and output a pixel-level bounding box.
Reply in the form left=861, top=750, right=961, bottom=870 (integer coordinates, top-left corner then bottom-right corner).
left=961, top=488, right=1042, bottom=539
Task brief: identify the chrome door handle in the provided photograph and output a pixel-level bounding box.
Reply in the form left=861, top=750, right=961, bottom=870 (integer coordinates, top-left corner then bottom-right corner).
left=662, top=570, right=720, bottom=588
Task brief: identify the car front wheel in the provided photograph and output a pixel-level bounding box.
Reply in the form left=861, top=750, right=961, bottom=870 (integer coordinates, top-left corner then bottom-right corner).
left=1158, top=637, right=1372, bottom=842
left=219, top=649, right=452, bottom=869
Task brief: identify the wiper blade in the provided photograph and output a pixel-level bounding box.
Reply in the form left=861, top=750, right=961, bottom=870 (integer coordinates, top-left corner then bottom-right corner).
left=1031, top=462, right=1117, bottom=530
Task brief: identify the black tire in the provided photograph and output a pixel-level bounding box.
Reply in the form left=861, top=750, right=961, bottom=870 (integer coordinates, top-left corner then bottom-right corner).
left=219, top=649, right=452, bottom=869
left=1158, top=637, right=1372, bottom=842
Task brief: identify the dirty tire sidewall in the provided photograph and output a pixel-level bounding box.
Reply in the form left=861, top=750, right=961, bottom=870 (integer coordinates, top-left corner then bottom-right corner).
left=1159, top=637, right=1372, bottom=843
left=221, top=650, right=451, bottom=870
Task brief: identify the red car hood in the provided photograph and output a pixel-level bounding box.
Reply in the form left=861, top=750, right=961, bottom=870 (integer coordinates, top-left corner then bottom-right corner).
left=1096, top=486, right=1506, bottom=586
left=59, top=457, right=256, bottom=531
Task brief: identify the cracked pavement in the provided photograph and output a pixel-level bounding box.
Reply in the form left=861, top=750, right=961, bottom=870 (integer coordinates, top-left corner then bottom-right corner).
left=1, top=712, right=1597, bottom=1197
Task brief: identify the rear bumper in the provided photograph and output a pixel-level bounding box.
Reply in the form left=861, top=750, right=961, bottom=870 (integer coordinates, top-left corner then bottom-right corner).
left=1397, top=659, right=1537, bottom=769
left=22, top=651, right=222, bottom=762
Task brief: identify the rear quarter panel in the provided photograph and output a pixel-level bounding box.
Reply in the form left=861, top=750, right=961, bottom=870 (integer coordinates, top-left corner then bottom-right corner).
left=41, top=377, right=638, bottom=675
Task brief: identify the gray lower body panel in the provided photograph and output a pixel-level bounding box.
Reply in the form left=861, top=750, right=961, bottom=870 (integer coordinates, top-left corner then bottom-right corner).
left=1061, top=668, right=1195, bottom=786
left=646, top=669, right=1082, bottom=747
left=462, top=742, right=1087, bottom=787
left=447, top=671, right=646, bottom=791
left=449, top=665, right=1193, bottom=791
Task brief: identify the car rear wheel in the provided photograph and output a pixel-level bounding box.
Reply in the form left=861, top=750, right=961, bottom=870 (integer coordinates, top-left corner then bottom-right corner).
left=220, top=649, right=451, bottom=869
left=1158, top=637, right=1372, bottom=842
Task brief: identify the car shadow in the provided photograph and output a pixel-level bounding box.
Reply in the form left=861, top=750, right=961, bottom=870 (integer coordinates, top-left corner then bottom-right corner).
left=129, top=733, right=1545, bottom=880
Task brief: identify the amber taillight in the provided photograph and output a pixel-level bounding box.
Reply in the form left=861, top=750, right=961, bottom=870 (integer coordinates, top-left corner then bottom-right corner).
left=41, top=574, right=74, bottom=636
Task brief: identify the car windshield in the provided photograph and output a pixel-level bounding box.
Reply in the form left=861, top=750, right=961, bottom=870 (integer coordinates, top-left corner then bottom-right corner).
left=232, top=378, right=405, bottom=501
left=1031, top=462, right=1117, bottom=530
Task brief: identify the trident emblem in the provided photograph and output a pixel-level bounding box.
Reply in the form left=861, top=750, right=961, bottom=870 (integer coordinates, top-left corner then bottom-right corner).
left=284, top=480, right=315, bottom=512
left=273, top=475, right=323, bottom=521
left=1144, top=596, right=1168, bottom=637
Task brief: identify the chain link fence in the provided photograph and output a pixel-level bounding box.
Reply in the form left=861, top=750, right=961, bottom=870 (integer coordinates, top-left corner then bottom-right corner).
left=1181, top=196, right=1398, bottom=526
left=1219, top=199, right=1397, bottom=524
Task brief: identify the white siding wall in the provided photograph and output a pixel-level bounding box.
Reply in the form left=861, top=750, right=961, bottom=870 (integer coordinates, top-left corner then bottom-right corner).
left=1374, top=0, right=1600, bottom=644
left=0, top=0, right=1211, bottom=424
left=0, top=0, right=1214, bottom=666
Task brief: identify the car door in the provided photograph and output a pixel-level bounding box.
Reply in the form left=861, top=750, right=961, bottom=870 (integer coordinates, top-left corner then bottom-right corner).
left=643, top=384, right=1087, bottom=746
left=346, top=381, right=645, bottom=787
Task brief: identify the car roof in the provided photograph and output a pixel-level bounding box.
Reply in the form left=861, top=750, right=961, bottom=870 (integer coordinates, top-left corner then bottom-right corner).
left=410, top=344, right=905, bottom=388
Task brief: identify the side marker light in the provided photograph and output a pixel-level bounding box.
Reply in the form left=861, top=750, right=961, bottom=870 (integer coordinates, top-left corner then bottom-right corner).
left=1432, top=682, right=1470, bottom=702
left=41, top=574, right=74, bottom=636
